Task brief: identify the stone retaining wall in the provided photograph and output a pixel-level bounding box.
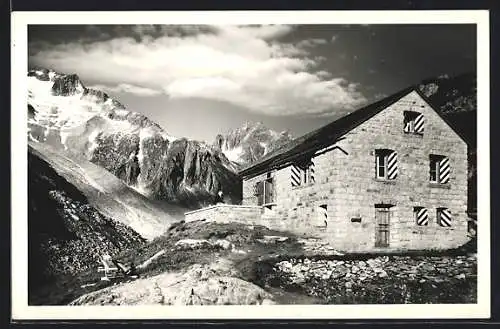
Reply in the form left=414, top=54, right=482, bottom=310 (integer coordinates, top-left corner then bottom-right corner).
left=184, top=204, right=262, bottom=225
left=268, top=253, right=477, bottom=304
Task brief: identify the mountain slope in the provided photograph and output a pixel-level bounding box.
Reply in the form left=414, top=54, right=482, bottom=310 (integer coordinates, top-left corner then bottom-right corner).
left=214, top=122, right=293, bottom=167
left=29, top=142, right=182, bottom=239
left=28, top=144, right=146, bottom=299
left=27, top=68, right=241, bottom=206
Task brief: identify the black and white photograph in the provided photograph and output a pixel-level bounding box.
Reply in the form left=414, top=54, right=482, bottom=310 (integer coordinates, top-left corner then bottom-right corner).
left=11, top=10, right=490, bottom=320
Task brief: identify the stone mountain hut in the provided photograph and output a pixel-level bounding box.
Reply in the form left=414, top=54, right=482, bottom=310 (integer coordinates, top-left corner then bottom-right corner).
left=185, top=87, right=470, bottom=252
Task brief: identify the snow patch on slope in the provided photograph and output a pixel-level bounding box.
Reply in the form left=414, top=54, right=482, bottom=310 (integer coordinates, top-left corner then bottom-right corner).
left=223, top=145, right=244, bottom=163
left=87, top=130, right=101, bottom=154
left=28, top=76, right=103, bottom=131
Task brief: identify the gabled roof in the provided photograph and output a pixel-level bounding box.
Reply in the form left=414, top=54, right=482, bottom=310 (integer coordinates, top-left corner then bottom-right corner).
left=239, top=86, right=468, bottom=179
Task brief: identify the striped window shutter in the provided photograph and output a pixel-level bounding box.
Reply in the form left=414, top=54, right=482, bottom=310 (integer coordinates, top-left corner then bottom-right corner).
left=309, top=160, right=315, bottom=183
left=414, top=113, right=425, bottom=134
left=291, top=164, right=302, bottom=187
left=415, top=207, right=428, bottom=226
left=387, top=151, right=398, bottom=180
left=439, top=157, right=450, bottom=183
left=438, top=208, right=452, bottom=227
left=317, top=205, right=328, bottom=226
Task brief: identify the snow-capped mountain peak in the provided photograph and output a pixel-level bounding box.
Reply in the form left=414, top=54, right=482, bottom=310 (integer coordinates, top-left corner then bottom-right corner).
left=27, top=68, right=175, bottom=151
left=27, top=68, right=241, bottom=206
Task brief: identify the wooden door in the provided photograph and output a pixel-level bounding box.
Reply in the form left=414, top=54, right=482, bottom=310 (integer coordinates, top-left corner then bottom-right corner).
left=375, top=208, right=390, bottom=247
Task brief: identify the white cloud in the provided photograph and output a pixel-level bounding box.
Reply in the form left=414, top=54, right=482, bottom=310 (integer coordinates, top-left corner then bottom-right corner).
left=30, top=25, right=367, bottom=115
left=90, top=83, right=162, bottom=96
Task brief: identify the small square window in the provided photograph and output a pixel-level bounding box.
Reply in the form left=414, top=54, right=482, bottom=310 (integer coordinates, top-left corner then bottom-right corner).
left=437, top=207, right=452, bottom=227
left=317, top=205, right=328, bottom=227
left=375, top=149, right=397, bottom=180
left=430, top=155, right=450, bottom=184
left=404, top=111, right=424, bottom=134
left=414, top=207, right=428, bottom=226
left=291, top=159, right=315, bottom=187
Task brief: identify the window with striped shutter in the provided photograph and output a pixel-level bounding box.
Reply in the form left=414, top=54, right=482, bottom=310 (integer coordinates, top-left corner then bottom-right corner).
left=430, top=155, right=450, bottom=184
left=317, top=204, right=328, bottom=227
left=290, top=159, right=315, bottom=187
left=375, top=149, right=398, bottom=180
left=437, top=208, right=452, bottom=227
left=308, top=160, right=315, bottom=184
left=290, top=164, right=302, bottom=187
left=414, top=207, right=428, bottom=226
left=403, top=111, right=424, bottom=134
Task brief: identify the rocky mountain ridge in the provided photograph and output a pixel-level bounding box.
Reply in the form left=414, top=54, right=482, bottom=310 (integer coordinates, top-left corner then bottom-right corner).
left=214, top=121, right=293, bottom=167
left=27, top=68, right=241, bottom=206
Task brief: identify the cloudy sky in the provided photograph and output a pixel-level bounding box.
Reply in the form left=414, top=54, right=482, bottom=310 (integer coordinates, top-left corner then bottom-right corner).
left=28, top=24, right=476, bottom=142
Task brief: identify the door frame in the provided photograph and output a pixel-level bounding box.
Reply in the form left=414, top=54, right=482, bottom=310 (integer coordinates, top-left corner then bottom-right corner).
left=374, top=204, right=392, bottom=248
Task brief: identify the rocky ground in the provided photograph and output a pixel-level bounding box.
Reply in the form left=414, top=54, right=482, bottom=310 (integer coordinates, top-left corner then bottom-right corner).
left=28, top=147, right=147, bottom=305
left=32, top=220, right=302, bottom=305
left=263, top=253, right=476, bottom=304
left=50, top=220, right=477, bottom=306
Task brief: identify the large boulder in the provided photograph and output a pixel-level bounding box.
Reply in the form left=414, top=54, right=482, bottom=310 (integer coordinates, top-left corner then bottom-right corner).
left=70, top=262, right=274, bottom=306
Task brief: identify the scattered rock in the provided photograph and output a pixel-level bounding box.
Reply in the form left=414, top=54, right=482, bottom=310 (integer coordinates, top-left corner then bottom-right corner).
left=298, top=238, right=344, bottom=255
left=174, top=239, right=212, bottom=250
left=213, top=239, right=233, bottom=250
left=258, top=235, right=290, bottom=243
left=174, top=239, right=233, bottom=251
